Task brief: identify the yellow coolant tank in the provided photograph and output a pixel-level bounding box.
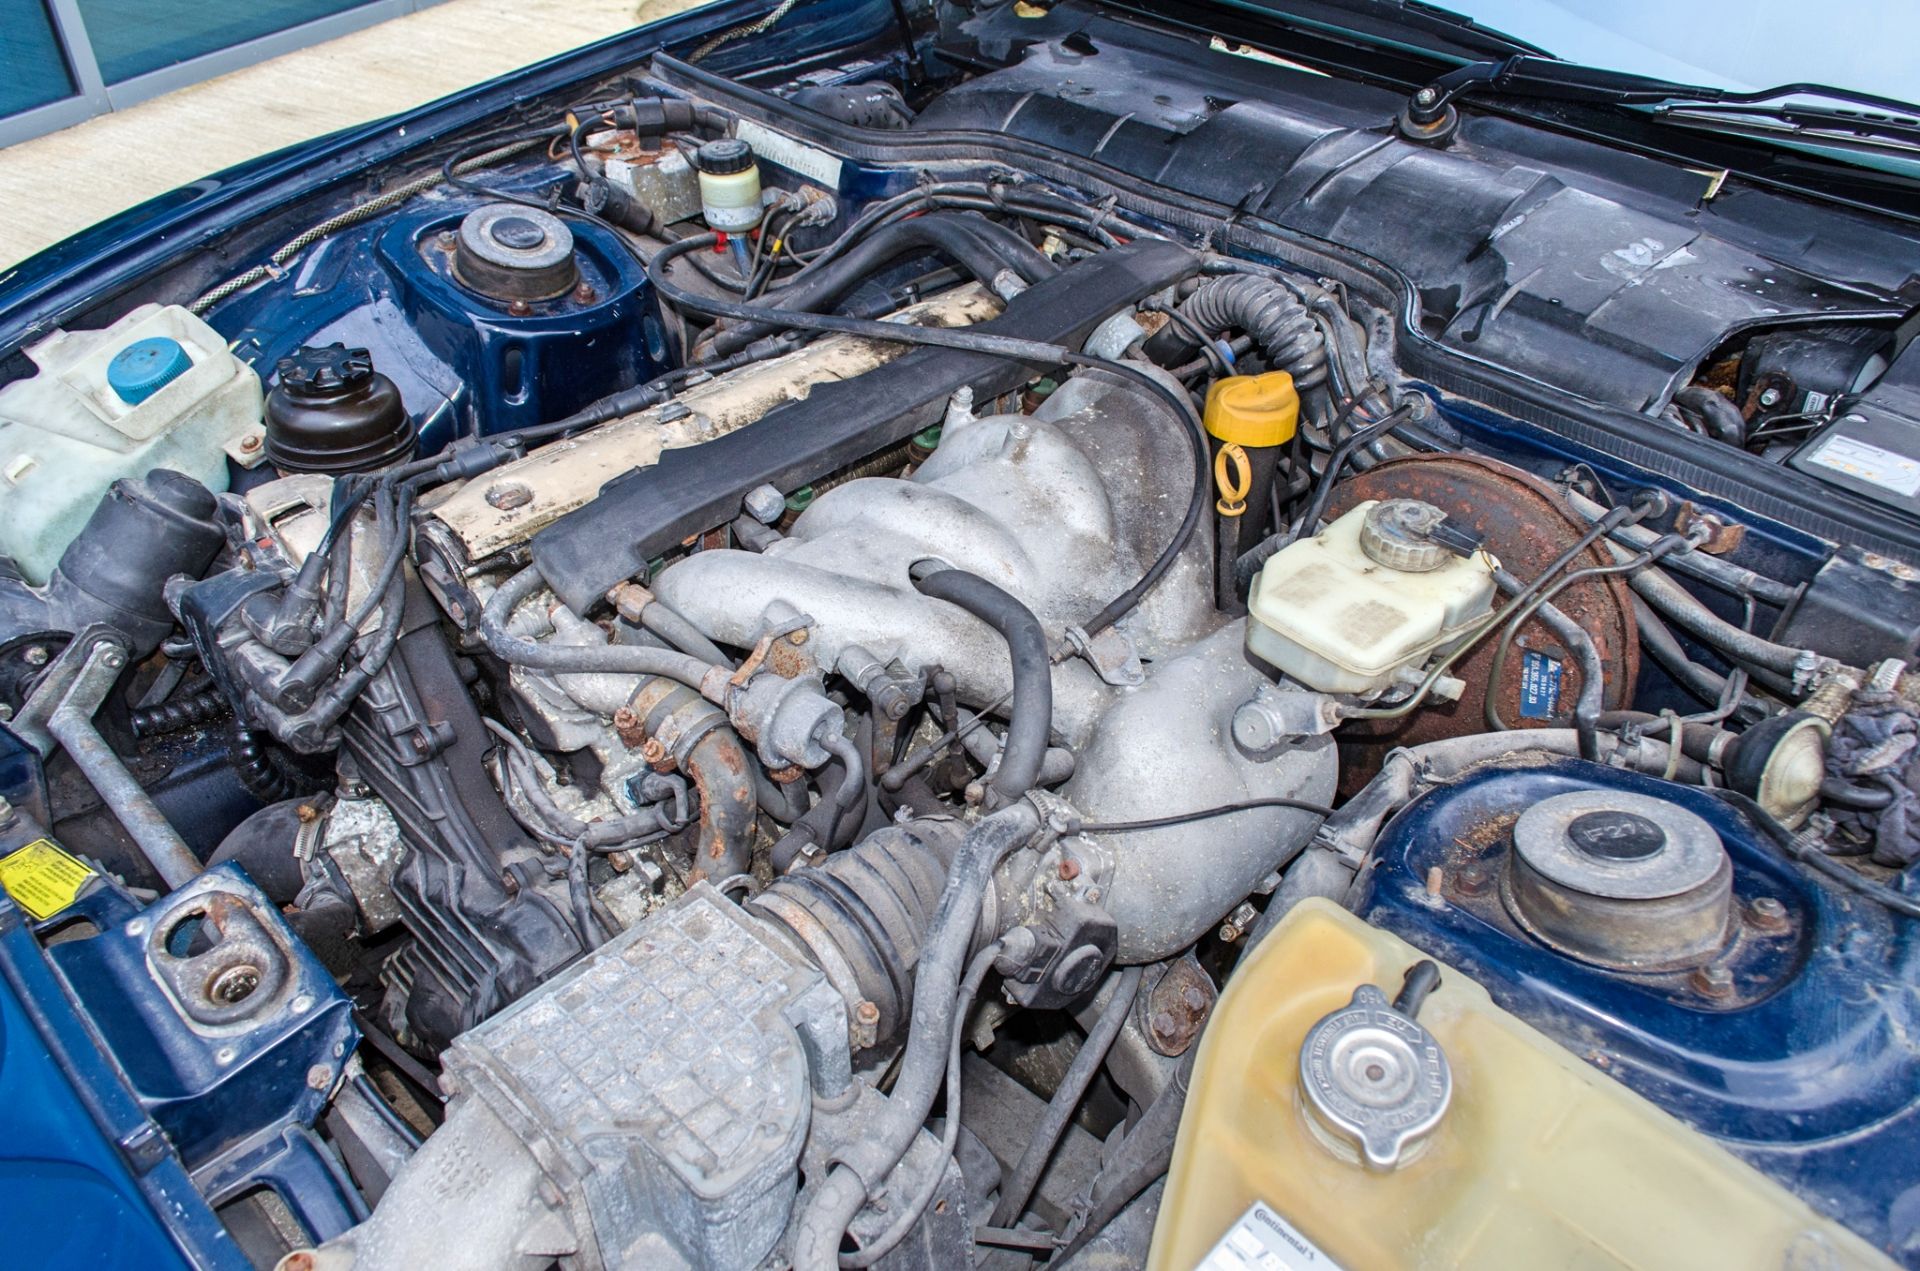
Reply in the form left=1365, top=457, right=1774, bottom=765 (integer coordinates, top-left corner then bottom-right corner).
left=1148, top=899, right=1893, bottom=1271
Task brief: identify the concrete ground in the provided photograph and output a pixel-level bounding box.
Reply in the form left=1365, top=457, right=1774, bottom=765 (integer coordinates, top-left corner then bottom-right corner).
left=0, top=0, right=707, bottom=271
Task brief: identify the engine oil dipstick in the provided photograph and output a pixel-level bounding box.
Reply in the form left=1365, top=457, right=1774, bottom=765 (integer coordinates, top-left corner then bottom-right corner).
left=1215, top=442, right=1253, bottom=517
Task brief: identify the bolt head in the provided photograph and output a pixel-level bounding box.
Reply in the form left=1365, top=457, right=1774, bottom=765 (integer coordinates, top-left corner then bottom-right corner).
left=1746, top=895, right=1791, bottom=934
left=306, top=1063, right=333, bottom=1091
left=101, top=650, right=124, bottom=669
left=743, top=484, right=786, bottom=524
left=239, top=434, right=263, bottom=453
left=1454, top=863, right=1492, bottom=897
left=1758, top=387, right=1784, bottom=408
left=22, top=645, right=48, bottom=667
left=485, top=481, right=533, bottom=511
left=1690, top=964, right=1735, bottom=997
left=1415, top=87, right=1438, bottom=105
left=1231, top=700, right=1282, bottom=753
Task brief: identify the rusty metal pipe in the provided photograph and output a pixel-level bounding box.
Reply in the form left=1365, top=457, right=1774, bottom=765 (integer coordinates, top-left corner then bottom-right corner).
left=624, top=676, right=758, bottom=884
left=682, top=727, right=757, bottom=884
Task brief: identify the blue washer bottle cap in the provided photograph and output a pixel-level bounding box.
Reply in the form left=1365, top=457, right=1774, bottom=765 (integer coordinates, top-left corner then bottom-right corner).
left=107, top=336, right=193, bottom=405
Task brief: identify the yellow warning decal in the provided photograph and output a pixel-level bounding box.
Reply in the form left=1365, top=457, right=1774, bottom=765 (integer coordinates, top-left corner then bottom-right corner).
left=0, top=838, right=97, bottom=921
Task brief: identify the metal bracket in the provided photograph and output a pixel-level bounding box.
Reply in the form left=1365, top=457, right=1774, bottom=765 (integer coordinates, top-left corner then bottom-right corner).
left=14, top=625, right=201, bottom=888
left=11, top=625, right=125, bottom=759
left=1064, top=624, right=1145, bottom=688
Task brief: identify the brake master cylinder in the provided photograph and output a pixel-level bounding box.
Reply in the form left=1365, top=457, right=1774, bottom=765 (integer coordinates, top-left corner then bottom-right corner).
left=1246, top=498, right=1495, bottom=694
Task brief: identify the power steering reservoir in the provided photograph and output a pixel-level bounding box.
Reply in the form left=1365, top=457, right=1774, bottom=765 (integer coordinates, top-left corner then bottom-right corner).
left=695, top=138, right=763, bottom=234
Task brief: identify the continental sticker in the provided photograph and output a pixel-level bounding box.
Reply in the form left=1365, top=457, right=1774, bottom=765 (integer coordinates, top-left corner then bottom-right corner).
left=1198, top=1200, right=1343, bottom=1270
left=0, top=838, right=97, bottom=920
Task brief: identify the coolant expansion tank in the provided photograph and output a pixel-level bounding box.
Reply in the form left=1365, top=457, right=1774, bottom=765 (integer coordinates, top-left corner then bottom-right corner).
left=1150, top=899, right=1891, bottom=1270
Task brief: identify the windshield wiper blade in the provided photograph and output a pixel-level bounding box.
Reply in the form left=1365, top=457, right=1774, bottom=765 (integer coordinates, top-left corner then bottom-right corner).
left=1643, top=95, right=1920, bottom=150
left=1652, top=97, right=1920, bottom=157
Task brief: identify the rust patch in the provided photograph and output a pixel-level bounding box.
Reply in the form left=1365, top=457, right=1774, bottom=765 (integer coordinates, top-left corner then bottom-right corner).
left=612, top=707, right=645, bottom=749
left=1145, top=958, right=1217, bottom=1056
left=1673, top=502, right=1746, bottom=555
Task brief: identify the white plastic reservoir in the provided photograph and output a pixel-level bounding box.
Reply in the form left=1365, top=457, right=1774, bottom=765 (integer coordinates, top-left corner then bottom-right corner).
left=0, top=303, right=262, bottom=582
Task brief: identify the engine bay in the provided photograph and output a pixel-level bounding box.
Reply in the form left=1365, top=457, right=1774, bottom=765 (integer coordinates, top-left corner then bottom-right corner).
left=3, top=3, right=1920, bottom=1267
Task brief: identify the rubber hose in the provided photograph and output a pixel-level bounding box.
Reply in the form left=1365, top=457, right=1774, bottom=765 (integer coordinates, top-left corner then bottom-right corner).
left=1058, top=1047, right=1196, bottom=1262
left=991, top=966, right=1145, bottom=1227
left=1631, top=594, right=1737, bottom=707
left=481, top=565, right=724, bottom=690
left=228, top=721, right=327, bottom=803
left=638, top=600, right=733, bottom=667
left=130, top=686, right=229, bottom=738
left=1673, top=386, right=1748, bottom=448
left=756, top=765, right=810, bottom=820
left=790, top=803, right=1041, bottom=1271
left=911, top=569, right=1052, bottom=808
left=1176, top=275, right=1326, bottom=389
left=1630, top=566, right=1807, bottom=680
left=708, top=214, right=1045, bottom=357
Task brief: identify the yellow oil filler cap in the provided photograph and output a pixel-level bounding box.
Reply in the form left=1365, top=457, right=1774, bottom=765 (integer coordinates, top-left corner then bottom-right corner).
left=1203, top=371, right=1298, bottom=448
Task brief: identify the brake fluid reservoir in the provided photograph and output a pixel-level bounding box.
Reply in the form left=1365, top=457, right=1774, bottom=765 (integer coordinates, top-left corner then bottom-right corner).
left=695, top=138, right=762, bottom=234
left=0, top=303, right=261, bottom=582
left=1246, top=499, right=1494, bottom=694
left=1150, top=899, right=1891, bottom=1271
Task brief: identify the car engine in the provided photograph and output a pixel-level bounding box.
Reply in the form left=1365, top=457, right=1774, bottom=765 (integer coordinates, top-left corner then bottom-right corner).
left=4, top=5, right=1920, bottom=1269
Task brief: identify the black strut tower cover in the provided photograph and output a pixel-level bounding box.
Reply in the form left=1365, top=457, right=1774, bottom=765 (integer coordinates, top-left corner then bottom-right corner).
left=530, top=239, right=1199, bottom=612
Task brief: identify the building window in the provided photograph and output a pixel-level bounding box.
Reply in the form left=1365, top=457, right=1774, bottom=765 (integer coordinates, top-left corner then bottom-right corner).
left=0, top=0, right=78, bottom=119
left=74, top=0, right=381, bottom=85
left=1, top=0, right=444, bottom=147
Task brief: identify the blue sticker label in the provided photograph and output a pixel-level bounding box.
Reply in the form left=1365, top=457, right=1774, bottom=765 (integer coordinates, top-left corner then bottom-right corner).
left=1519, top=650, right=1563, bottom=719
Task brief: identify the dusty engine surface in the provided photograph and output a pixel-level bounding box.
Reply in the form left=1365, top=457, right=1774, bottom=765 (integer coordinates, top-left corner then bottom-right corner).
left=7, top=12, right=1920, bottom=1271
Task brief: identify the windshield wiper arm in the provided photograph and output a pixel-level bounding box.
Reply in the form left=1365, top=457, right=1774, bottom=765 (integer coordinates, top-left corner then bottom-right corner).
left=1398, top=55, right=1920, bottom=147
left=1399, top=55, right=1715, bottom=139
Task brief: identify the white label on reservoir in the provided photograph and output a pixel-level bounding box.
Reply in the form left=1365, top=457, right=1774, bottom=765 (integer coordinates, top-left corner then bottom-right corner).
left=1196, top=1200, right=1343, bottom=1271
left=1807, top=433, right=1920, bottom=497
left=735, top=119, right=844, bottom=188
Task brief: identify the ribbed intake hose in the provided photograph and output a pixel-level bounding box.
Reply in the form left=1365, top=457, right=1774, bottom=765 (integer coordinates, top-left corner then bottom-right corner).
left=790, top=802, right=1040, bottom=1271
left=1176, top=275, right=1327, bottom=390
left=751, top=818, right=971, bottom=1047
